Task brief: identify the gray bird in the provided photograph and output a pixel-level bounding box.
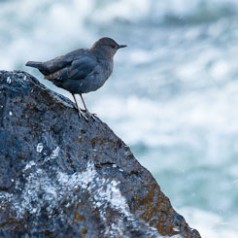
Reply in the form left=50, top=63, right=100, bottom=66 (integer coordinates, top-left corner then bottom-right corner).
left=26, top=37, right=127, bottom=119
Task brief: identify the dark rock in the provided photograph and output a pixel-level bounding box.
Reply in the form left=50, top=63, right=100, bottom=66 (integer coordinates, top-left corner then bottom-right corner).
left=0, top=70, right=201, bottom=238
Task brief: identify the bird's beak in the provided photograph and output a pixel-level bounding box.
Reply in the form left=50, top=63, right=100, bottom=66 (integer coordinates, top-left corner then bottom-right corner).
left=118, top=44, right=127, bottom=49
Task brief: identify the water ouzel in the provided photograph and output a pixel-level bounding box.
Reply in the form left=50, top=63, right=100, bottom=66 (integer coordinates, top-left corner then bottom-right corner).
left=26, top=37, right=127, bottom=119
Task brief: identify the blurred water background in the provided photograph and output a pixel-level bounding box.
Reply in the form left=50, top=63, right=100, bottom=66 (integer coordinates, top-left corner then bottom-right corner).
left=1, top=0, right=238, bottom=237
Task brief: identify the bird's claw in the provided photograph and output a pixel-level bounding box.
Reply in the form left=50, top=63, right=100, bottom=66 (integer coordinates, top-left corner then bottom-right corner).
left=89, top=113, right=99, bottom=121
left=77, top=109, right=98, bottom=121
left=79, top=110, right=89, bottom=121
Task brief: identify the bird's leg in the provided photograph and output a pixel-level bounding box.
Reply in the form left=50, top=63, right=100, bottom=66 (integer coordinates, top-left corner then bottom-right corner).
left=72, top=94, right=88, bottom=120
left=79, top=94, right=98, bottom=120
left=79, top=94, right=89, bottom=113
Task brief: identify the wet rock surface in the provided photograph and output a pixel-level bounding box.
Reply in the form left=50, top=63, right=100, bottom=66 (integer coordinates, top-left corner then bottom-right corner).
left=0, top=70, right=201, bottom=238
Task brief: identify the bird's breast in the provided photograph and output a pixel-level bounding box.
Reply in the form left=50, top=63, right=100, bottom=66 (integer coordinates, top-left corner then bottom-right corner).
left=98, top=59, right=113, bottom=80
left=92, top=59, right=113, bottom=86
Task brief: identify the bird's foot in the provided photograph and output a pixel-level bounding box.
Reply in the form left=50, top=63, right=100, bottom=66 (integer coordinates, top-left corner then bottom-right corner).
left=73, top=103, right=78, bottom=111
left=89, top=113, right=99, bottom=121
left=78, top=109, right=89, bottom=121
left=81, top=110, right=98, bottom=121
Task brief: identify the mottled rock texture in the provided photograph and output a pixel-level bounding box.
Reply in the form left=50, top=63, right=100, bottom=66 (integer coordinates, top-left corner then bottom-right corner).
left=0, top=70, right=201, bottom=238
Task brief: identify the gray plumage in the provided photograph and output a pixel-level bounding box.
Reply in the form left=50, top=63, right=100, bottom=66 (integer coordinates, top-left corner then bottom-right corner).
left=26, top=37, right=127, bottom=119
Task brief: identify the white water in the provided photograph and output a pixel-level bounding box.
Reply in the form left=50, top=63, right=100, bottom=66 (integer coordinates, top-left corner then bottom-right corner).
left=1, top=0, right=238, bottom=236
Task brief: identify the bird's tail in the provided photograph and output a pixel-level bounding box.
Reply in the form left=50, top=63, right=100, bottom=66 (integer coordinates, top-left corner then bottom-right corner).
left=25, top=61, right=43, bottom=69
left=25, top=61, right=50, bottom=75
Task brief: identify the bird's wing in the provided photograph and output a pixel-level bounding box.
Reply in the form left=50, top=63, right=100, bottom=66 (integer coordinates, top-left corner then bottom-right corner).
left=45, top=54, right=97, bottom=81
left=67, top=55, right=97, bottom=79
left=41, top=49, right=85, bottom=75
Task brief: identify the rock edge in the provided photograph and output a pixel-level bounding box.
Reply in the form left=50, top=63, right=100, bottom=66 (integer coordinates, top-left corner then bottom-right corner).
left=0, top=70, right=201, bottom=238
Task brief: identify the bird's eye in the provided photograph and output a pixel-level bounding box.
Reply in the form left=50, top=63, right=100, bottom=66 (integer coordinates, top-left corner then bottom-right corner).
left=111, top=44, right=116, bottom=49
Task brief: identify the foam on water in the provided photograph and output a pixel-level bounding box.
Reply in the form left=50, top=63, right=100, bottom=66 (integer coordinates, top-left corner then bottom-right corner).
left=0, top=0, right=94, bottom=69
left=1, top=0, right=238, bottom=69
left=179, top=207, right=238, bottom=238
left=94, top=83, right=238, bottom=154
left=1, top=0, right=238, bottom=236
left=90, top=0, right=238, bottom=26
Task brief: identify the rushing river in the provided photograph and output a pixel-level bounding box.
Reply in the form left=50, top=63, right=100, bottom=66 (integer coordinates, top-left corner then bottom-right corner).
left=1, top=0, right=238, bottom=237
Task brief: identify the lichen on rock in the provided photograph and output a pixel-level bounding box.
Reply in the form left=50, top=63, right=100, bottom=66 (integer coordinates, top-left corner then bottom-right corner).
left=0, top=71, right=201, bottom=238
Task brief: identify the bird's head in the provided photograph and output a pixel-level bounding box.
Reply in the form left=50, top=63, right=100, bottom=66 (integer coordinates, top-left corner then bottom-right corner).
left=91, top=37, right=127, bottom=59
